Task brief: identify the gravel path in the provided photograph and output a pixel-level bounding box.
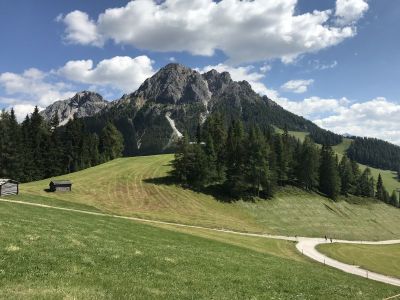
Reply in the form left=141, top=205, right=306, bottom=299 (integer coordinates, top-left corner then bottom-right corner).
left=296, top=237, right=400, bottom=287
left=1, top=197, right=400, bottom=287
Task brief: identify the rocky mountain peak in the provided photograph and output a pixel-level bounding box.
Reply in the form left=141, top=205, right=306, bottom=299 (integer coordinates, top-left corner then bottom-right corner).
left=40, top=91, right=109, bottom=125
left=202, top=69, right=233, bottom=94
left=131, top=63, right=212, bottom=105
left=71, top=91, right=105, bottom=106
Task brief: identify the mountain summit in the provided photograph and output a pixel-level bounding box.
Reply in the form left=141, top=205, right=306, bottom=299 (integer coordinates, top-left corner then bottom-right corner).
left=132, top=63, right=212, bottom=106
left=40, top=91, right=109, bottom=125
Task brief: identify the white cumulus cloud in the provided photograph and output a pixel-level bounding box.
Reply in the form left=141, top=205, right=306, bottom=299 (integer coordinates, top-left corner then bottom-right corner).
left=274, top=95, right=400, bottom=145
left=0, top=68, right=75, bottom=107
left=58, top=55, right=156, bottom=93
left=314, top=97, right=400, bottom=145
left=335, top=0, right=369, bottom=25
left=58, top=0, right=361, bottom=64
left=281, top=79, right=314, bottom=94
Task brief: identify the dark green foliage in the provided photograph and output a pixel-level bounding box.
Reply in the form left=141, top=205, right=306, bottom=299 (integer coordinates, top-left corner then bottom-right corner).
left=171, top=118, right=399, bottom=203
left=347, top=137, right=400, bottom=171
left=0, top=107, right=124, bottom=183
left=100, top=122, right=124, bottom=161
left=338, top=156, right=354, bottom=196
left=296, top=137, right=319, bottom=190
left=244, top=127, right=272, bottom=197
left=319, top=145, right=341, bottom=200
left=356, top=168, right=375, bottom=198
left=202, top=113, right=227, bottom=182
left=375, top=174, right=386, bottom=202
left=225, top=120, right=247, bottom=197
left=274, top=134, right=288, bottom=186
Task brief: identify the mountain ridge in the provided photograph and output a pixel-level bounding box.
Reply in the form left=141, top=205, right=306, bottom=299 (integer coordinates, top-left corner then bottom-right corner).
left=41, top=63, right=344, bottom=155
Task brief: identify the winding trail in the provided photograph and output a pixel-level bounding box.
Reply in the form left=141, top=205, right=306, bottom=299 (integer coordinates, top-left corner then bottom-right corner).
left=1, top=197, right=400, bottom=287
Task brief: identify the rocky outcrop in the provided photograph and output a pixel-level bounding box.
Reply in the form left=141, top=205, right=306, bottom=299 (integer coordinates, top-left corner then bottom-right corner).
left=40, top=91, right=109, bottom=125
left=130, top=64, right=212, bottom=106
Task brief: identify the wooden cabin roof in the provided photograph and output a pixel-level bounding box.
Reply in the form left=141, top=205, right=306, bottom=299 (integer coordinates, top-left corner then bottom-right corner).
left=50, top=180, right=72, bottom=185
left=0, top=179, right=19, bottom=186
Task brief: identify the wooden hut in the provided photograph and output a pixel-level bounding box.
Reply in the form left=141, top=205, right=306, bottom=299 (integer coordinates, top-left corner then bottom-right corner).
left=49, top=180, right=72, bottom=192
left=0, top=179, right=19, bottom=196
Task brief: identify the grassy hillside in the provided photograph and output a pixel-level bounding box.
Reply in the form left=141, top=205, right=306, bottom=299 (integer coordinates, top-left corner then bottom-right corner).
left=16, top=154, right=400, bottom=240
left=318, top=243, right=400, bottom=279
left=333, top=138, right=400, bottom=193
left=1, top=201, right=399, bottom=299
left=283, top=132, right=399, bottom=193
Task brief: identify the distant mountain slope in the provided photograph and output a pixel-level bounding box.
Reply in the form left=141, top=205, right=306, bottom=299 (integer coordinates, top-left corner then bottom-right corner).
left=347, top=137, right=400, bottom=172
left=81, top=63, right=342, bottom=155
left=40, top=91, right=109, bottom=125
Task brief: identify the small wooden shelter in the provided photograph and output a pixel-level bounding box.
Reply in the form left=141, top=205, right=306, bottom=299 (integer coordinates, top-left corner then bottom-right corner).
left=0, top=179, right=19, bottom=196
left=49, top=180, right=72, bottom=192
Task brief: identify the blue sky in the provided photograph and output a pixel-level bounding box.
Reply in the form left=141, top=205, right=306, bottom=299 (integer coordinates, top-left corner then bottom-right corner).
left=0, top=0, right=399, bottom=144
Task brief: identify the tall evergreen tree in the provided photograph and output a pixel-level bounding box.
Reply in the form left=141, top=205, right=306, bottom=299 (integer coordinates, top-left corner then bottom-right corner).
left=319, top=145, right=341, bottom=200
left=375, top=174, right=385, bottom=202
left=203, top=113, right=227, bottom=182
left=296, top=137, right=319, bottom=190
left=245, top=126, right=272, bottom=198
left=225, top=120, right=246, bottom=197
left=339, top=156, right=354, bottom=196
left=172, top=133, right=190, bottom=183
left=274, top=134, right=288, bottom=186
left=100, top=122, right=124, bottom=161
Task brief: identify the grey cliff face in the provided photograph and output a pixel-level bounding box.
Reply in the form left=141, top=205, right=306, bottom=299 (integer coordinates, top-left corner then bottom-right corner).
left=131, top=63, right=212, bottom=106
left=40, top=91, right=109, bottom=125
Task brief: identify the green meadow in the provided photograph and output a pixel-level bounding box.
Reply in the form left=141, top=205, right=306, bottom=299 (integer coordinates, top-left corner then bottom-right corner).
left=318, top=243, right=400, bottom=279
left=13, top=154, right=400, bottom=241
left=1, top=201, right=399, bottom=299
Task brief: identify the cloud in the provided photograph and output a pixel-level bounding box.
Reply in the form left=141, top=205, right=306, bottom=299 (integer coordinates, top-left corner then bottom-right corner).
left=58, top=55, right=156, bottom=93
left=314, top=97, right=400, bottom=145
left=196, top=63, right=274, bottom=96
left=0, top=68, right=76, bottom=120
left=281, top=79, right=314, bottom=94
left=274, top=95, right=400, bottom=145
left=309, top=60, right=338, bottom=71
left=335, top=0, right=369, bottom=25
left=57, top=10, right=103, bottom=46
left=0, top=68, right=75, bottom=121
left=58, top=0, right=361, bottom=64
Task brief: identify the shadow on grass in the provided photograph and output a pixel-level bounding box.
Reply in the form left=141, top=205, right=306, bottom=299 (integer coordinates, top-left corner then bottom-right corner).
left=143, top=176, right=236, bottom=203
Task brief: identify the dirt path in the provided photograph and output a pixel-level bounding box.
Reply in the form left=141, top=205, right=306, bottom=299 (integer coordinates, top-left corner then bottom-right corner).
left=1, top=198, right=400, bottom=287
left=296, top=238, right=400, bottom=287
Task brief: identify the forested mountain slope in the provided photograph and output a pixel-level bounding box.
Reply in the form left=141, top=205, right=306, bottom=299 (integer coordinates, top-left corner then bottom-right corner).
left=347, top=137, right=400, bottom=172
left=80, top=63, right=342, bottom=155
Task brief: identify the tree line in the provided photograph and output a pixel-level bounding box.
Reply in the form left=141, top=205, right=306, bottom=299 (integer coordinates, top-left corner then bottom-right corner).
left=0, top=107, right=124, bottom=183
left=347, top=136, right=400, bottom=172
left=172, top=115, right=400, bottom=208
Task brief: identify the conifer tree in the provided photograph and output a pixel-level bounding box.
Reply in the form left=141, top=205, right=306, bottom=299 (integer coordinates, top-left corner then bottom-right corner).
left=203, top=113, right=227, bottom=182
left=245, top=126, right=271, bottom=198
left=375, top=174, right=385, bottom=201
left=339, top=156, right=354, bottom=196
left=297, top=136, right=319, bottom=190
left=225, top=120, right=246, bottom=197
left=319, top=145, right=341, bottom=200
left=100, top=122, right=124, bottom=161
left=203, top=132, right=217, bottom=183
left=274, top=134, right=288, bottom=186
left=172, top=133, right=190, bottom=182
